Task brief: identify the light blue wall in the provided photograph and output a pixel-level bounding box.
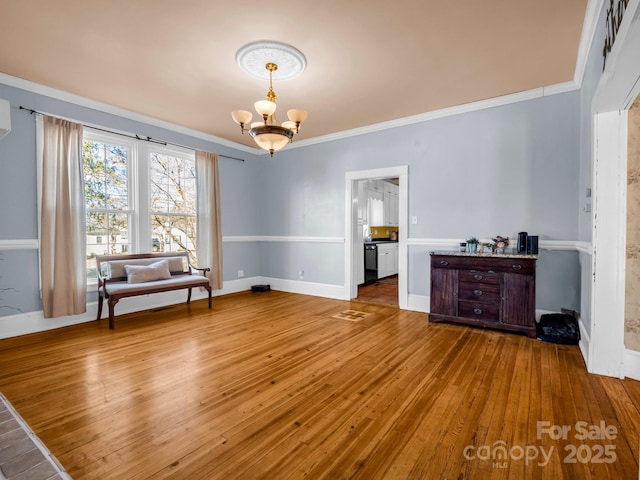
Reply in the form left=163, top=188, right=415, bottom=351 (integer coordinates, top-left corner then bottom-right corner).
left=0, top=82, right=262, bottom=316
left=259, top=92, right=582, bottom=311
left=262, top=93, right=579, bottom=240
left=0, top=74, right=585, bottom=318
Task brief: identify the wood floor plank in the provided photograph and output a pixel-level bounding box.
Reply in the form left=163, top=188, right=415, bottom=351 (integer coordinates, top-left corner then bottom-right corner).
left=0, top=291, right=639, bottom=479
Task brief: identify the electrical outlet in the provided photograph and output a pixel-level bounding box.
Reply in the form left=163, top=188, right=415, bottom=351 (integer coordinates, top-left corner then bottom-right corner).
left=298, top=270, right=304, bottom=279
left=412, top=216, right=418, bottom=225
left=238, top=270, right=244, bottom=278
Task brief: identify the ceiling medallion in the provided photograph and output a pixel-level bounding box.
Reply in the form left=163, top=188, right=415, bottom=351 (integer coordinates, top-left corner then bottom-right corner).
left=236, top=40, right=307, bottom=81
left=232, top=42, right=308, bottom=156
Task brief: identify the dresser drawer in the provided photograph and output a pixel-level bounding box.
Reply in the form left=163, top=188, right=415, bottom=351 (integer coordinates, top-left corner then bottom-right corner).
left=493, top=260, right=535, bottom=275
left=431, top=254, right=534, bottom=275
left=459, top=270, right=500, bottom=284
left=458, top=282, right=501, bottom=303
left=458, top=301, right=500, bottom=322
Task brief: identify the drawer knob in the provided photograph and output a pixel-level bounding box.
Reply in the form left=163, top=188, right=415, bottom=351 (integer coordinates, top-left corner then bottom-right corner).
left=474, top=289, right=483, bottom=296
left=512, top=264, right=522, bottom=271
left=439, top=260, right=449, bottom=266
left=473, top=308, right=483, bottom=315
left=474, top=274, right=483, bottom=280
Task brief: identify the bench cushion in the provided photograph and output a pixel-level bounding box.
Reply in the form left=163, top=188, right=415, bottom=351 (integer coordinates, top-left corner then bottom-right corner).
left=107, top=256, right=186, bottom=279
left=124, top=259, right=172, bottom=283
left=101, top=274, right=209, bottom=296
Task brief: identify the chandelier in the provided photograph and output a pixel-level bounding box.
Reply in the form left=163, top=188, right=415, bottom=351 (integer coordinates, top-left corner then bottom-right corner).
left=231, top=41, right=308, bottom=156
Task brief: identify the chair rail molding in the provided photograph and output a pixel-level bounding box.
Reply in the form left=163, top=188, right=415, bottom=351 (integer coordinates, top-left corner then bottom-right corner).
left=0, top=239, right=38, bottom=250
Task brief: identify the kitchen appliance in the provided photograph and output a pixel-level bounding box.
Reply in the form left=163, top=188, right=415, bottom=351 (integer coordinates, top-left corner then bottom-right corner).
left=527, top=235, right=539, bottom=254
left=517, top=232, right=528, bottom=254
left=364, top=244, right=378, bottom=284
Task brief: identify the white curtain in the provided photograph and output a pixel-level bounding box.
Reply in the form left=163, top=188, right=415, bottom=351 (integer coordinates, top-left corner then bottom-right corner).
left=39, top=115, right=87, bottom=318
left=195, top=150, right=223, bottom=289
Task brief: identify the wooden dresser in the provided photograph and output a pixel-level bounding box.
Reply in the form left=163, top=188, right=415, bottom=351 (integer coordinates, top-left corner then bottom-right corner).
left=429, top=252, right=537, bottom=337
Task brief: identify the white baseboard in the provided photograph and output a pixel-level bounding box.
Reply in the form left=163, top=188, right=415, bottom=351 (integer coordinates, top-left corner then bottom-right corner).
left=0, top=308, right=94, bottom=340
left=0, top=277, right=257, bottom=339
left=258, top=277, right=346, bottom=300
left=623, top=349, right=640, bottom=381
left=578, top=318, right=591, bottom=371
left=0, top=277, right=349, bottom=339
left=407, top=294, right=429, bottom=313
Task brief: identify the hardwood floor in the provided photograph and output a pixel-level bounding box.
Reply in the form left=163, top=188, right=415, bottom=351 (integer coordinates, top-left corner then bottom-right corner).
left=357, top=275, right=398, bottom=306
left=0, top=291, right=639, bottom=479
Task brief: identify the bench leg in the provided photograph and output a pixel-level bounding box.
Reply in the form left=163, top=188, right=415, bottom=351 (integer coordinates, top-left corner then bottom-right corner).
left=108, top=299, right=119, bottom=329
left=187, top=288, right=192, bottom=304
left=208, top=287, right=212, bottom=309
left=96, top=295, right=104, bottom=321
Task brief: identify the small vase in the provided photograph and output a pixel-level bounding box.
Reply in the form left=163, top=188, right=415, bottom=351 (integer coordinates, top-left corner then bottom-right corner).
left=467, top=243, right=477, bottom=253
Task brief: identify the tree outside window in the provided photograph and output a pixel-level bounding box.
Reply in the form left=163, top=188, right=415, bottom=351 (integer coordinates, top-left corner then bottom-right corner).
left=149, top=152, right=197, bottom=264
left=83, top=139, right=131, bottom=280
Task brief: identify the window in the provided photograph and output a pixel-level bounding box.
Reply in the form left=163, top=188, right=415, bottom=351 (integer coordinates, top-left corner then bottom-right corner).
left=83, top=134, right=132, bottom=280
left=82, top=130, right=197, bottom=282
left=149, top=151, right=197, bottom=263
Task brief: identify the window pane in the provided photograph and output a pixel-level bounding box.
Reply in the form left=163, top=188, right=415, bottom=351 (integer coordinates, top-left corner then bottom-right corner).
left=86, top=213, right=130, bottom=278
left=83, top=140, right=129, bottom=210
left=150, top=152, right=196, bottom=215
left=151, top=214, right=197, bottom=264
left=149, top=151, right=197, bottom=263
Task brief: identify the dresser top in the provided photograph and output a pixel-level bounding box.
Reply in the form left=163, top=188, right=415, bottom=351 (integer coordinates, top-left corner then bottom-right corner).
left=430, top=250, right=538, bottom=260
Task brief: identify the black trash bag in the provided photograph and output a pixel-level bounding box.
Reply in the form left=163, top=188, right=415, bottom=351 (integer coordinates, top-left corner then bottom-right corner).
left=536, top=313, right=580, bottom=345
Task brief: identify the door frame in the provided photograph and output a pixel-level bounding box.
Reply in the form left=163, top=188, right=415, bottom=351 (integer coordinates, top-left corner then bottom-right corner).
left=588, top=0, right=640, bottom=377
left=344, top=166, right=409, bottom=308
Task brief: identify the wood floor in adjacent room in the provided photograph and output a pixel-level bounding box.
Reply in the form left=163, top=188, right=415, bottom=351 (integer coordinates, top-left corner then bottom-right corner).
left=0, top=291, right=639, bottom=479
left=357, top=275, right=398, bottom=306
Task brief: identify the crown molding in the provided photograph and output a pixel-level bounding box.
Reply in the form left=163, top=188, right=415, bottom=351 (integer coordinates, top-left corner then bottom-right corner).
left=0, top=72, right=259, bottom=155
left=2, top=51, right=584, bottom=156
left=288, top=81, right=580, bottom=151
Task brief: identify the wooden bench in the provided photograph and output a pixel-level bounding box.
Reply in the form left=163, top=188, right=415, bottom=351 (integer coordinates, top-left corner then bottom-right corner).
left=95, top=252, right=212, bottom=329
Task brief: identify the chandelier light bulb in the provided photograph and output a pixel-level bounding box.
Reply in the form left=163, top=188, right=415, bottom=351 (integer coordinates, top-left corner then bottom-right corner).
left=287, top=109, right=308, bottom=123
left=254, top=100, right=277, bottom=119
left=231, top=110, right=253, bottom=133
left=287, top=109, right=307, bottom=133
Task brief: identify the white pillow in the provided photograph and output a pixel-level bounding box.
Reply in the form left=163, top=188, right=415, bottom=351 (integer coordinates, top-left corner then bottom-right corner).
left=124, top=259, right=172, bottom=284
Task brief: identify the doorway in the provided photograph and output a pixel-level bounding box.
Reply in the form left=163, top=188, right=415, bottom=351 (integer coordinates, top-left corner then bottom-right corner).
left=344, top=166, right=408, bottom=309
left=357, top=177, right=400, bottom=305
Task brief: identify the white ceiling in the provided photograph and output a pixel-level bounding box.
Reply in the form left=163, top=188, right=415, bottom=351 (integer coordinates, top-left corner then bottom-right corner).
left=0, top=1, right=587, bottom=149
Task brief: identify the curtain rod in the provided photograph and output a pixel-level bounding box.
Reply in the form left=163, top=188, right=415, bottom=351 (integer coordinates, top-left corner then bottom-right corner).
left=19, top=106, right=245, bottom=162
